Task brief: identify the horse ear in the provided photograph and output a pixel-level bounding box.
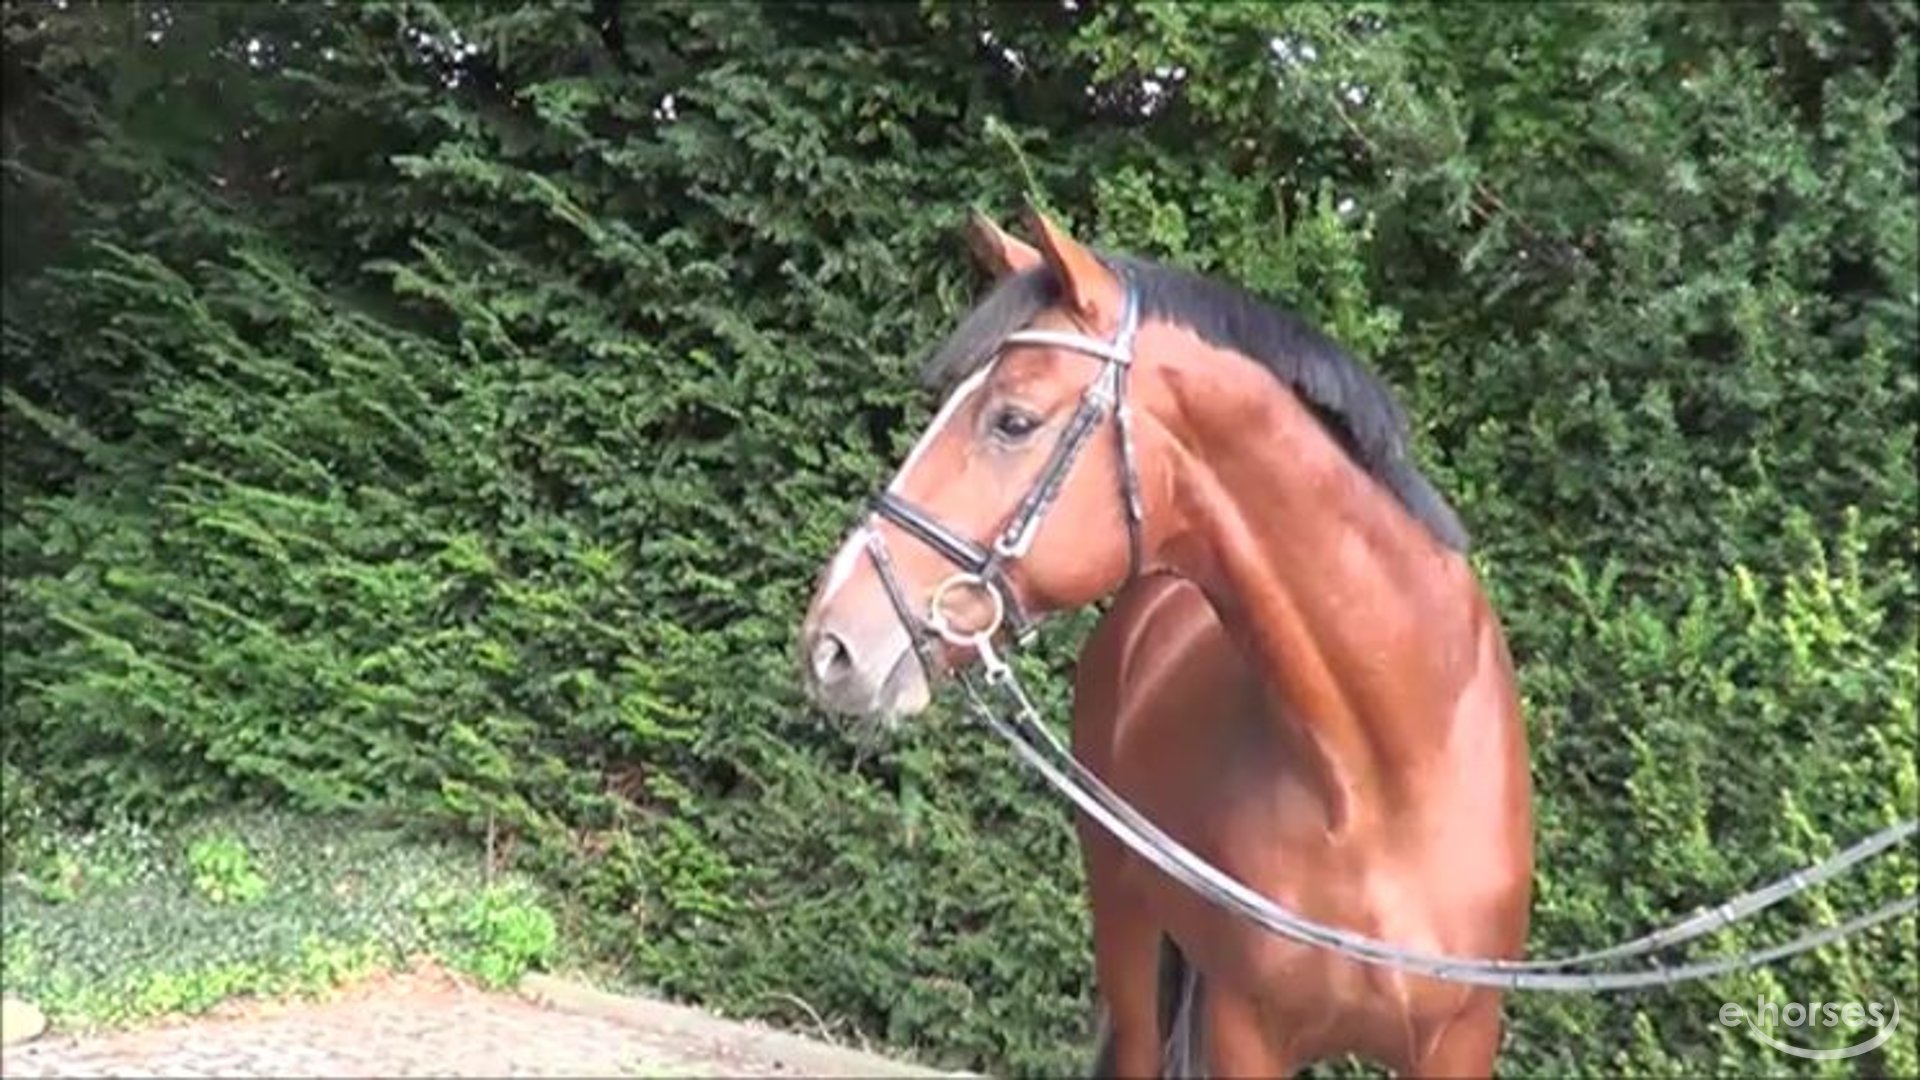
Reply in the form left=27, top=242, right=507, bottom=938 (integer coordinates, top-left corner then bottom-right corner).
left=1021, top=199, right=1122, bottom=324
left=963, top=208, right=1042, bottom=280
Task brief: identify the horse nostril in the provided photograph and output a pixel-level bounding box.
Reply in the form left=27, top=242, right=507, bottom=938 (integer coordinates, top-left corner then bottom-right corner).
left=809, top=631, right=855, bottom=687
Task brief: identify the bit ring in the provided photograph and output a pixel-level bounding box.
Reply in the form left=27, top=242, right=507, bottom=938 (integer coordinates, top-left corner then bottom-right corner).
left=926, top=572, right=1006, bottom=649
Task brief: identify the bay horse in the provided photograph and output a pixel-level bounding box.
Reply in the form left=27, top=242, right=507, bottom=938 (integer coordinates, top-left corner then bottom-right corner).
left=798, top=205, right=1532, bottom=1078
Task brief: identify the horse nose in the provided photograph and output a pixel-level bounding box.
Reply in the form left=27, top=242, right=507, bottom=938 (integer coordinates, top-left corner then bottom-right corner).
left=798, top=617, right=928, bottom=718
left=807, top=628, right=857, bottom=691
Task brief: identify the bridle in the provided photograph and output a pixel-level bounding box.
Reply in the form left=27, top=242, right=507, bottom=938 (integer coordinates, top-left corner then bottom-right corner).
left=861, top=274, right=1145, bottom=680
left=839, top=270, right=1916, bottom=991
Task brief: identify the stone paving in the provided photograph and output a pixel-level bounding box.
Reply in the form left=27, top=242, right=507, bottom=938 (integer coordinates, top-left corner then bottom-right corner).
left=0, top=970, right=914, bottom=1078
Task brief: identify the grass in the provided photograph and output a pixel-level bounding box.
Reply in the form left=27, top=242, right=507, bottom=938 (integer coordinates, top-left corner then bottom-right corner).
left=1, top=808, right=566, bottom=1033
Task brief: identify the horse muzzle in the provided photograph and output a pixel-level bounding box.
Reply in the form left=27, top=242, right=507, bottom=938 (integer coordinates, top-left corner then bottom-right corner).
left=799, top=611, right=931, bottom=720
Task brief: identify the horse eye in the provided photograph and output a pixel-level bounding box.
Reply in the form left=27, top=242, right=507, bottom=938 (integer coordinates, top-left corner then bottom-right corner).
left=990, top=407, right=1042, bottom=442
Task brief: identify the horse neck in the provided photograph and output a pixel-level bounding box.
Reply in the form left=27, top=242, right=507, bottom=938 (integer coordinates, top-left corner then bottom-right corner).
left=1144, top=336, right=1483, bottom=825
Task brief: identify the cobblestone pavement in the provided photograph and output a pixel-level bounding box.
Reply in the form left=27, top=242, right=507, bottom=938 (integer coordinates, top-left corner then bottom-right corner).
left=0, top=971, right=851, bottom=1078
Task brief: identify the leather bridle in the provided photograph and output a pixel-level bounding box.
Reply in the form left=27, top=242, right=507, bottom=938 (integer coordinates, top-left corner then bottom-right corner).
left=861, top=276, right=1145, bottom=677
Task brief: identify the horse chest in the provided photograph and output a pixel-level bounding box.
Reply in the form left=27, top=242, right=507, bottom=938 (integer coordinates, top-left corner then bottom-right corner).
left=1111, top=721, right=1362, bottom=956
left=1106, top=705, right=1469, bottom=1018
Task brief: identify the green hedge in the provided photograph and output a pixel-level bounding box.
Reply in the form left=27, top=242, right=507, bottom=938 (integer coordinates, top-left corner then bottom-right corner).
left=3, top=3, right=1912, bottom=1075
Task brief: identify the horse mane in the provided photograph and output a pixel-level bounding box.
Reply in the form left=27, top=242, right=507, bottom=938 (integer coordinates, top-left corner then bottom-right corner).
left=920, top=256, right=1470, bottom=553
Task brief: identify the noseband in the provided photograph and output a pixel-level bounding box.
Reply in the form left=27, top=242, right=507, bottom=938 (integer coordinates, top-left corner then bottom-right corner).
left=862, top=277, right=1144, bottom=677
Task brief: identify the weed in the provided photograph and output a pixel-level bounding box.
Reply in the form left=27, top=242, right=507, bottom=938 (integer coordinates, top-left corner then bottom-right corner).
left=416, top=882, right=559, bottom=989
left=19, top=850, right=84, bottom=904
left=186, top=834, right=269, bottom=906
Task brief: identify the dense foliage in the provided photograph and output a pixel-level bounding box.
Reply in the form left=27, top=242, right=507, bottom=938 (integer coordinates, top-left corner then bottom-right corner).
left=4, top=1, right=1913, bottom=1075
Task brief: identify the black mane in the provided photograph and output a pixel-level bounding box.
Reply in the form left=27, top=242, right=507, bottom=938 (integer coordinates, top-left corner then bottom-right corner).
left=921, top=256, right=1469, bottom=552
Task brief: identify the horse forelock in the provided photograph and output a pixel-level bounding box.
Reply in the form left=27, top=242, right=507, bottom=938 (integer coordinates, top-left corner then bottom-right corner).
left=919, top=268, right=1058, bottom=393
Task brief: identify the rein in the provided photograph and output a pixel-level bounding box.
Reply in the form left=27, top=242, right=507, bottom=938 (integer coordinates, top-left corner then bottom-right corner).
left=962, top=658, right=1916, bottom=990
left=853, top=274, right=1917, bottom=991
